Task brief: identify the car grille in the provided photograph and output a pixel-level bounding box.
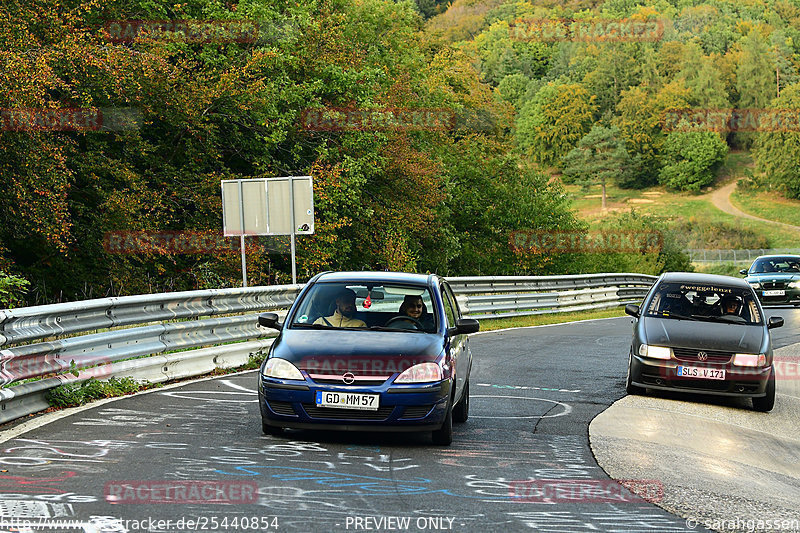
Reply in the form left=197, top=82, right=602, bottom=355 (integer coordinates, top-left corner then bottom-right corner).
left=762, top=281, right=787, bottom=289
left=267, top=400, right=297, bottom=416
left=671, top=378, right=729, bottom=391
left=399, top=405, right=433, bottom=419
left=310, top=377, right=388, bottom=386
left=301, top=404, right=395, bottom=420
left=672, top=347, right=732, bottom=364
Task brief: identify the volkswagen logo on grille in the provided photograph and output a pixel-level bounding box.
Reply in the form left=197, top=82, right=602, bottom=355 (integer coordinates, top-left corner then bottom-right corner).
left=697, top=351, right=708, bottom=361
left=342, top=372, right=355, bottom=385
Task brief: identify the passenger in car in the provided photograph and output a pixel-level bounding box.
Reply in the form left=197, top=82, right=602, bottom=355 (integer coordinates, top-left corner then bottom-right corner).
left=314, top=289, right=367, bottom=328
left=396, top=295, right=434, bottom=330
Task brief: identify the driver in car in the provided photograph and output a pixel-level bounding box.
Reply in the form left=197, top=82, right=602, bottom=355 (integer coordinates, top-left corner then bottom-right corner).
left=720, top=294, right=743, bottom=317
left=314, top=289, right=367, bottom=328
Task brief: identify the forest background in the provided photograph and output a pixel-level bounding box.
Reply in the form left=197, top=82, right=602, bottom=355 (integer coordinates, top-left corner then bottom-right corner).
left=2, top=0, right=799, bottom=306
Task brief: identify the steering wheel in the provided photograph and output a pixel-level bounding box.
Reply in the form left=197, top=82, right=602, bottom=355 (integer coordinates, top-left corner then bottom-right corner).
left=385, top=316, right=423, bottom=329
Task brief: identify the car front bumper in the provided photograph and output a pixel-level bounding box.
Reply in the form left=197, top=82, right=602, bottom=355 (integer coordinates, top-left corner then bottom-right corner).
left=753, top=286, right=800, bottom=305
left=629, top=353, right=771, bottom=398
left=259, top=376, right=451, bottom=431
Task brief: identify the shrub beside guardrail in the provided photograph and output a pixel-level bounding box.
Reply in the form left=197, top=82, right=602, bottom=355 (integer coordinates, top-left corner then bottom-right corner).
left=0, top=274, right=655, bottom=425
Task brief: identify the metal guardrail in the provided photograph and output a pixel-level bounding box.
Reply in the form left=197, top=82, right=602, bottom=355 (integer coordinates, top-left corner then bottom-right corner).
left=686, top=248, right=800, bottom=264
left=0, top=273, right=655, bottom=425
left=448, top=273, right=655, bottom=319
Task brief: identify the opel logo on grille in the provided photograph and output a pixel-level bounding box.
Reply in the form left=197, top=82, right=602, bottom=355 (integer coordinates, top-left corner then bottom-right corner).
left=697, top=351, right=708, bottom=361
left=342, top=372, right=355, bottom=384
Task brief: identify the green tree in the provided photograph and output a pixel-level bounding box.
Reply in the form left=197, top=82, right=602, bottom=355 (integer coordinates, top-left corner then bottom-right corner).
left=679, top=41, right=729, bottom=108
left=659, top=122, right=729, bottom=191
left=516, top=82, right=596, bottom=168
left=562, top=125, right=633, bottom=210
left=752, top=84, right=800, bottom=198
left=736, top=29, right=775, bottom=147
left=614, top=81, right=691, bottom=188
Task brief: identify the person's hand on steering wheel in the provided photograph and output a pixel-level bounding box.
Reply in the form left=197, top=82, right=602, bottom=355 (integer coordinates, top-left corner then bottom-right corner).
left=385, top=316, right=423, bottom=329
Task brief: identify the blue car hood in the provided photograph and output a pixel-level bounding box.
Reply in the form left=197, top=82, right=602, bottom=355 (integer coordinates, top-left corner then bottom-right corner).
left=643, top=317, right=764, bottom=353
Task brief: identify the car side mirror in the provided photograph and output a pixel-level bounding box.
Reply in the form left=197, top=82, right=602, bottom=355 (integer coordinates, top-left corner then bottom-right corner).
left=624, top=304, right=640, bottom=318
left=768, top=316, right=784, bottom=329
left=449, top=318, right=480, bottom=336
left=258, top=312, right=283, bottom=330
left=739, top=269, right=748, bottom=275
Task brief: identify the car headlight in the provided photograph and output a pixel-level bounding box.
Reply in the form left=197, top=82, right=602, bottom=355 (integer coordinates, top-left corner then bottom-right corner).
left=394, top=362, right=443, bottom=383
left=638, top=344, right=672, bottom=360
left=788, top=281, right=800, bottom=289
left=732, top=353, right=767, bottom=367
left=749, top=281, right=761, bottom=289
left=262, top=358, right=304, bottom=380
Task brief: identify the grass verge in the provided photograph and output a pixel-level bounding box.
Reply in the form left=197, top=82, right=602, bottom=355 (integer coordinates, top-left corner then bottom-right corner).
left=478, top=306, right=627, bottom=331
left=730, top=189, right=800, bottom=228
left=44, top=351, right=266, bottom=409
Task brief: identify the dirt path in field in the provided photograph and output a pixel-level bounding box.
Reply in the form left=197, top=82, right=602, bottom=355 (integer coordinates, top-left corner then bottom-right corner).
left=707, top=181, right=800, bottom=231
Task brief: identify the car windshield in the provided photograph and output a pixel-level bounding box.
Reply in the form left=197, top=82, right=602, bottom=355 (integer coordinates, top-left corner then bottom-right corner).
left=750, top=257, right=800, bottom=274
left=644, top=282, right=762, bottom=325
left=289, top=282, right=438, bottom=332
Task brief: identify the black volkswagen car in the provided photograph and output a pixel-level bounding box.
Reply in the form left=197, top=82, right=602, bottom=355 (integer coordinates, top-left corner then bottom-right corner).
left=256, top=271, right=479, bottom=445
left=624, top=272, right=783, bottom=411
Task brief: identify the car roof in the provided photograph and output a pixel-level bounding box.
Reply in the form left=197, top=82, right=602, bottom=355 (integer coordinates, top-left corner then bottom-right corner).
left=752, top=254, right=800, bottom=260
left=659, top=272, right=751, bottom=289
left=313, top=271, right=436, bottom=285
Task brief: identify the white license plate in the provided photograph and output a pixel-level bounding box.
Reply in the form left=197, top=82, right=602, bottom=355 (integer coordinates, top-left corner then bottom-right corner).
left=763, top=290, right=785, bottom=296
left=315, top=391, right=380, bottom=411
left=677, top=366, right=725, bottom=380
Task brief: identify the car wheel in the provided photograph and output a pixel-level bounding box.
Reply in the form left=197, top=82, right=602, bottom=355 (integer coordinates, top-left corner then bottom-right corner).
left=453, top=379, right=469, bottom=423
left=752, top=368, right=776, bottom=412
left=431, top=404, right=453, bottom=446
left=262, top=419, right=283, bottom=436
left=625, top=353, right=646, bottom=396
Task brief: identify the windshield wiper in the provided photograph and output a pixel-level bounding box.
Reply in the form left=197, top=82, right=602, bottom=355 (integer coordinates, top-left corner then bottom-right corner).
left=653, top=312, right=696, bottom=321
left=291, top=322, right=332, bottom=329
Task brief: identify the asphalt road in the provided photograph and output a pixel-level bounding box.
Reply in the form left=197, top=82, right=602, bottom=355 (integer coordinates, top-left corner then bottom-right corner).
left=1, top=308, right=798, bottom=533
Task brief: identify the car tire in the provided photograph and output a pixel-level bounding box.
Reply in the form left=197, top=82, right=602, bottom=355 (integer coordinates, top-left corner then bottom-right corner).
left=431, top=404, right=453, bottom=446
left=625, top=354, right=646, bottom=396
left=453, top=379, right=469, bottom=423
left=752, top=368, right=776, bottom=412
left=262, top=419, right=283, bottom=436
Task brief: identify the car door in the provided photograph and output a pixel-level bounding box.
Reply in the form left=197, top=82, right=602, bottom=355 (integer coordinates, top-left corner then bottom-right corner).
left=441, top=281, right=471, bottom=402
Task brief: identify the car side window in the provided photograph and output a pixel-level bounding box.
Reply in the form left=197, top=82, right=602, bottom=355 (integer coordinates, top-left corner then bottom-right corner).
left=441, top=284, right=458, bottom=328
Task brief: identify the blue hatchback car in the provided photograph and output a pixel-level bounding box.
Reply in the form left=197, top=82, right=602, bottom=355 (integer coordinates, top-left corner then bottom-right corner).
left=256, top=271, right=479, bottom=445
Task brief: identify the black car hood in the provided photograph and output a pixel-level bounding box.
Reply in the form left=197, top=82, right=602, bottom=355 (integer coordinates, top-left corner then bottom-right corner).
left=643, top=317, right=764, bottom=353
left=271, top=329, right=444, bottom=375
left=748, top=273, right=800, bottom=281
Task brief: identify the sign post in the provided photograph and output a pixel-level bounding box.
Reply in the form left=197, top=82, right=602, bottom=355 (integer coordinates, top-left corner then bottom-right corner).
left=221, top=176, right=313, bottom=286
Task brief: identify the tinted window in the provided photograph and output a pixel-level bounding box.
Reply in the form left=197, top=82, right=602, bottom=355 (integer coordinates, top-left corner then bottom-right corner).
left=751, top=257, right=800, bottom=273
left=290, top=282, right=437, bottom=332
left=441, top=284, right=457, bottom=328
left=645, top=282, right=761, bottom=325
